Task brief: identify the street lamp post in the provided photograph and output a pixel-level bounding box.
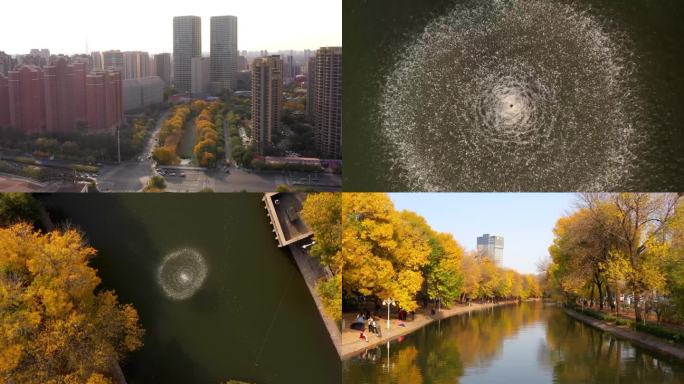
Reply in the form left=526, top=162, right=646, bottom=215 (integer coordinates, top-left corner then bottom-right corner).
left=383, top=299, right=395, bottom=330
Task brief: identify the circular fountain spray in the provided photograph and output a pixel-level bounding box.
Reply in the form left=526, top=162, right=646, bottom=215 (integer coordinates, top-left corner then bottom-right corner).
left=157, top=248, right=208, bottom=300
left=379, top=0, right=641, bottom=191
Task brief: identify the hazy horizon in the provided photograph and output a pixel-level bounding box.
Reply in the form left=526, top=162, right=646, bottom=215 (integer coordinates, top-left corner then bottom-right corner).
left=0, top=0, right=341, bottom=55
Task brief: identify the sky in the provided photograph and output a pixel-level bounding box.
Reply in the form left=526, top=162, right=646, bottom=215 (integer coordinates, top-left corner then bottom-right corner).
left=388, top=193, right=578, bottom=274
left=0, top=0, right=341, bottom=55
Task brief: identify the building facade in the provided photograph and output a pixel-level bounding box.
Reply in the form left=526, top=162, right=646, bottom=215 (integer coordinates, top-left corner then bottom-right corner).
left=305, top=56, right=316, bottom=123
left=154, top=53, right=172, bottom=86
left=0, top=51, right=14, bottom=75
left=251, top=55, right=283, bottom=155
left=86, top=70, right=123, bottom=132
left=8, top=66, right=45, bottom=134
left=191, top=57, right=210, bottom=96
left=102, top=50, right=124, bottom=74
left=123, top=51, right=150, bottom=79
left=476, top=234, right=504, bottom=266
left=311, top=47, right=342, bottom=159
left=0, top=59, right=121, bottom=134
left=123, top=76, right=164, bottom=111
left=210, top=15, right=238, bottom=93
left=173, top=16, right=202, bottom=93
left=0, top=74, right=10, bottom=127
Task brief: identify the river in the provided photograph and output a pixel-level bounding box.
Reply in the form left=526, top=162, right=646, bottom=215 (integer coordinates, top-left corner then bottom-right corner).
left=342, top=302, right=684, bottom=383
left=39, top=194, right=340, bottom=384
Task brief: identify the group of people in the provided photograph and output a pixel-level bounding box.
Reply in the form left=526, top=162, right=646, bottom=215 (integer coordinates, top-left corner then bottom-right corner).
left=357, top=311, right=382, bottom=342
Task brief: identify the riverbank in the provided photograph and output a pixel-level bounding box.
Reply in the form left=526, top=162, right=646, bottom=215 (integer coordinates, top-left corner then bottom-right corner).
left=341, top=300, right=518, bottom=359
left=564, top=308, right=684, bottom=361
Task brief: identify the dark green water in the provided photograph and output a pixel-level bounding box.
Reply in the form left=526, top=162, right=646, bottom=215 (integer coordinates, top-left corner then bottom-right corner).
left=40, top=194, right=340, bottom=384
left=343, top=0, right=684, bottom=191
left=342, top=302, right=684, bottom=383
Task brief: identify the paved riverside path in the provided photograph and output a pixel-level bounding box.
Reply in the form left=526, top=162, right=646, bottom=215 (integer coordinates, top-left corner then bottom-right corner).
left=341, top=300, right=517, bottom=359
left=564, top=308, right=684, bottom=361
left=289, top=246, right=342, bottom=356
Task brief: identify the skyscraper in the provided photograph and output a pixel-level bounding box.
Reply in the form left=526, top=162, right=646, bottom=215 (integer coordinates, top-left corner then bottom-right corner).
left=477, top=234, right=504, bottom=266
left=173, top=16, right=202, bottom=93
left=210, top=15, right=238, bottom=93
left=311, top=47, right=342, bottom=159
left=251, top=55, right=283, bottom=155
left=154, top=53, right=172, bottom=86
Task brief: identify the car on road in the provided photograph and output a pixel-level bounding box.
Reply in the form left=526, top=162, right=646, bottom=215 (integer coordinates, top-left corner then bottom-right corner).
left=179, top=172, right=186, bottom=177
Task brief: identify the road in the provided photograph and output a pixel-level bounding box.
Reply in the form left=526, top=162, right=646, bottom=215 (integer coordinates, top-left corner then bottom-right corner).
left=96, top=110, right=169, bottom=192
left=97, top=111, right=341, bottom=192
left=155, top=166, right=341, bottom=192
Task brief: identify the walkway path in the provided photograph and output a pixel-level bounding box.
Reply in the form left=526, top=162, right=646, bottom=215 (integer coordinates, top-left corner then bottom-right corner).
left=341, top=300, right=517, bottom=359
left=564, top=308, right=684, bottom=361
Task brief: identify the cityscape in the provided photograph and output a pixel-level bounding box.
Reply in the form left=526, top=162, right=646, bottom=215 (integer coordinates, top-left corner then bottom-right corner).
left=0, top=10, right=341, bottom=192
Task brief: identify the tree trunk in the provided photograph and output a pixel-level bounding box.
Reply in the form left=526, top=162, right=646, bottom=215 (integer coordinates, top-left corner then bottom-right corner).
left=634, top=293, right=642, bottom=323
left=597, top=282, right=604, bottom=310
left=615, top=286, right=621, bottom=317
left=606, top=285, right=614, bottom=311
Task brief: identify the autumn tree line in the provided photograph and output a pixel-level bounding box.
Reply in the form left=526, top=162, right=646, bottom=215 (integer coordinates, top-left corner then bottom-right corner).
left=191, top=100, right=225, bottom=167
left=0, top=194, right=144, bottom=384
left=542, top=193, right=684, bottom=325
left=299, top=193, right=541, bottom=321
left=152, top=104, right=191, bottom=165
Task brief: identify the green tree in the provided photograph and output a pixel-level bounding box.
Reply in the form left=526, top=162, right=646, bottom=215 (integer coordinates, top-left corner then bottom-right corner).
left=0, top=193, right=41, bottom=227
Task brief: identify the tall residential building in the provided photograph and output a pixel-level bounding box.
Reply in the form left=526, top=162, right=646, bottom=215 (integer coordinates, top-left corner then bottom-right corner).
left=154, top=53, right=172, bottom=86
left=102, top=50, right=124, bottom=73
left=191, top=57, right=210, bottom=95
left=311, top=47, right=342, bottom=159
left=0, top=74, right=10, bottom=127
left=44, top=58, right=75, bottom=132
left=8, top=66, right=45, bottom=134
left=173, top=16, right=202, bottom=93
left=123, top=51, right=150, bottom=79
left=284, top=54, right=295, bottom=84
left=305, top=57, right=316, bottom=122
left=477, top=234, right=504, bottom=266
left=210, top=15, right=238, bottom=93
left=86, top=70, right=123, bottom=132
left=91, top=51, right=104, bottom=70
left=251, top=55, right=283, bottom=155
left=0, top=51, right=14, bottom=75
left=1, top=62, right=121, bottom=134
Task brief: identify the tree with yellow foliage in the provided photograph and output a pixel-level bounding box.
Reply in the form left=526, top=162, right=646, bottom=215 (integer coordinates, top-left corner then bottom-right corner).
left=342, top=193, right=430, bottom=312
left=0, top=223, right=144, bottom=384
left=300, top=193, right=342, bottom=321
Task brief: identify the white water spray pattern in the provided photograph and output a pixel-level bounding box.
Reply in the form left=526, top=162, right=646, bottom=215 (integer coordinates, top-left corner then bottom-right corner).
left=379, top=0, right=641, bottom=191
left=157, top=248, right=208, bottom=300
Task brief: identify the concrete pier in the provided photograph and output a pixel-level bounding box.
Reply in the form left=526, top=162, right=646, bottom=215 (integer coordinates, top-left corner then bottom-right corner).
left=263, top=192, right=342, bottom=357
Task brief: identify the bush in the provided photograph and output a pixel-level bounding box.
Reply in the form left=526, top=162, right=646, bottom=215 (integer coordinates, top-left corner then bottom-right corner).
left=614, top=318, right=631, bottom=326
left=635, top=323, right=684, bottom=345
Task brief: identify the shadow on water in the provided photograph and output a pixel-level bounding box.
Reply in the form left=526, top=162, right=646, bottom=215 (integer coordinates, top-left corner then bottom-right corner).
left=342, top=302, right=684, bottom=383
left=38, top=194, right=341, bottom=384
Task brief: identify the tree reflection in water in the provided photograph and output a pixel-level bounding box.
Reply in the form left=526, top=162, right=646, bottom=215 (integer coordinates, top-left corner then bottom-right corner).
left=343, top=303, right=684, bottom=383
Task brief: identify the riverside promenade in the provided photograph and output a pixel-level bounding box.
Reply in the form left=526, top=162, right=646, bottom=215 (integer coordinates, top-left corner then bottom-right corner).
left=262, top=192, right=342, bottom=357
left=564, top=308, right=684, bottom=361
left=341, top=300, right=517, bottom=359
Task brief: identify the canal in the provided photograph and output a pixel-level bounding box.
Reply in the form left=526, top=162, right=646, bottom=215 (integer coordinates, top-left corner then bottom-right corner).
left=39, top=194, right=340, bottom=384
left=342, top=302, right=684, bottom=383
